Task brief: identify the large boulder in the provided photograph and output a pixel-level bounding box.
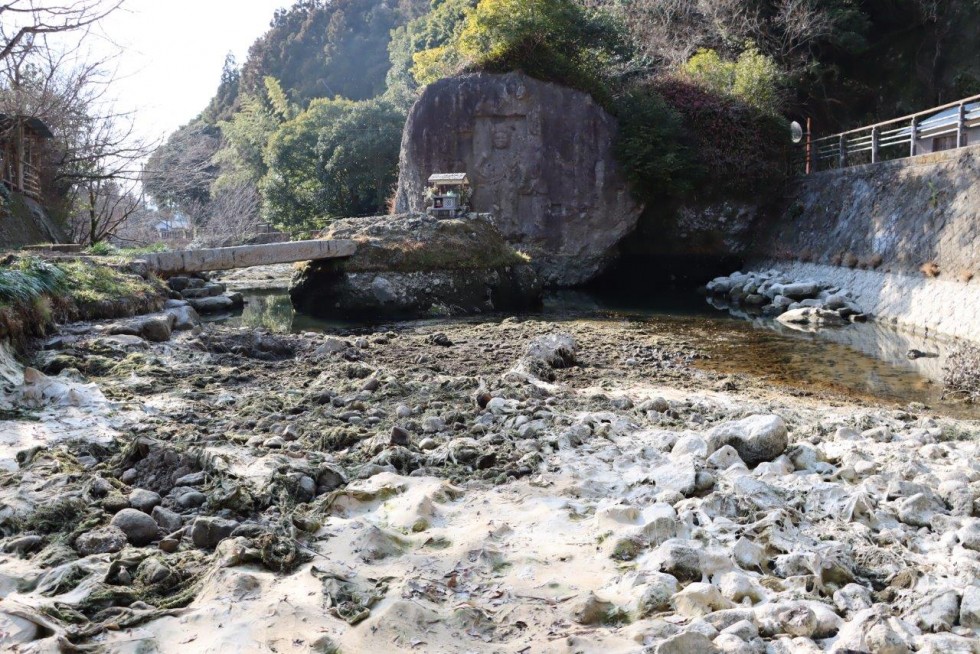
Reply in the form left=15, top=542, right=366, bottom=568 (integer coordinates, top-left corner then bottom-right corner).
left=290, top=214, right=542, bottom=319
left=706, top=415, right=789, bottom=468
left=394, top=72, right=642, bottom=286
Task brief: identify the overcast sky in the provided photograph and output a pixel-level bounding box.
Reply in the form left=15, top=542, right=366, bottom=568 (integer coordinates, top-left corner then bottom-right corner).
left=87, top=0, right=289, bottom=144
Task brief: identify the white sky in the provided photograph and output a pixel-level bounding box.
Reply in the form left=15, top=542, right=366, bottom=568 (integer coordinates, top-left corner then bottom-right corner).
left=86, top=0, right=290, bottom=144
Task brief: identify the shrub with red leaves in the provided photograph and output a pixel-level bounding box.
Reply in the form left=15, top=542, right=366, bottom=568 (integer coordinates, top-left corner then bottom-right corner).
left=652, top=77, right=789, bottom=204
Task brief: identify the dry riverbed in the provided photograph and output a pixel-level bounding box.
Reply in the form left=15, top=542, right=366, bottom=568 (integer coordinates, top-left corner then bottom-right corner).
left=1, top=311, right=979, bottom=653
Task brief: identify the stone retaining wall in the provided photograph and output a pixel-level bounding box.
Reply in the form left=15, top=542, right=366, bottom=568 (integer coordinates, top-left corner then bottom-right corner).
left=762, top=144, right=980, bottom=278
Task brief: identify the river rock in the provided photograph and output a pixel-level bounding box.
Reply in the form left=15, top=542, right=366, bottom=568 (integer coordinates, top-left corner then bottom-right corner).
left=897, top=492, right=947, bottom=528
left=174, top=471, right=206, bottom=486
left=290, top=215, right=542, bottom=319
left=167, top=276, right=194, bottom=292
left=959, top=585, right=980, bottom=629
left=2, top=535, right=43, bottom=555
left=128, top=488, right=161, bottom=512
left=655, top=632, right=719, bottom=654
left=777, top=307, right=848, bottom=327
left=717, top=571, right=765, bottom=604
left=316, top=464, right=347, bottom=493
left=571, top=591, right=616, bottom=625
left=166, top=304, right=200, bottom=331
left=706, top=415, right=788, bottom=467
left=151, top=506, right=183, bottom=533
left=110, top=508, right=159, bottom=546
left=76, top=526, right=127, bottom=555
left=526, top=333, right=577, bottom=369
left=187, top=295, right=242, bottom=314
left=834, top=583, right=873, bottom=615
left=957, top=519, right=980, bottom=550
left=107, top=314, right=174, bottom=342
left=636, top=573, right=680, bottom=615
left=175, top=489, right=207, bottom=509
left=756, top=601, right=817, bottom=638
left=394, top=72, right=642, bottom=286
left=180, top=282, right=225, bottom=298
left=0, top=611, right=40, bottom=648
left=904, top=590, right=960, bottom=632
left=139, top=315, right=174, bottom=342
left=699, top=610, right=752, bottom=634
left=830, top=606, right=915, bottom=654
left=707, top=445, right=745, bottom=470
left=720, top=619, right=759, bottom=642
left=712, top=633, right=753, bottom=653
left=651, top=457, right=698, bottom=496
left=915, top=633, right=979, bottom=653
left=672, top=583, right=734, bottom=617
left=770, top=282, right=822, bottom=300
left=190, top=516, right=240, bottom=549
left=650, top=540, right=704, bottom=582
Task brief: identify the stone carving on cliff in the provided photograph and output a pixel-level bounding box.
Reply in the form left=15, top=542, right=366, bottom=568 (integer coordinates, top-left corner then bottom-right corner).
left=395, top=72, right=642, bottom=286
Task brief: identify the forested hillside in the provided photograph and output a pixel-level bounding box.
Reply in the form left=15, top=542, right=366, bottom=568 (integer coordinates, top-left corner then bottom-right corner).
left=145, top=0, right=980, bottom=243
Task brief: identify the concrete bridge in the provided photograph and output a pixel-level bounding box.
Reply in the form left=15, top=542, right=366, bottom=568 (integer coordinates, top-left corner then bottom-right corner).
left=139, top=239, right=357, bottom=275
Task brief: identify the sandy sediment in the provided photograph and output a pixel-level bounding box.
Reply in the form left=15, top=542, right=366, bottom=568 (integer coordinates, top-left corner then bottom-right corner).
left=0, top=314, right=978, bottom=653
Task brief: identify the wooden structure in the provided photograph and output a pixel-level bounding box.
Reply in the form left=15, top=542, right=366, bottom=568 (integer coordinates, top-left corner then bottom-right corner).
left=0, top=114, right=53, bottom=200
left=426, top=173, right=470, bottom=218
left=154, top=214, right=192, bottom=241
left=805, top=94, right=980, bottom=172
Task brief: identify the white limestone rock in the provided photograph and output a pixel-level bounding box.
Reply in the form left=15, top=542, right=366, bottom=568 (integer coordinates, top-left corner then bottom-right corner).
left=706, top=415, right=789, bottom=467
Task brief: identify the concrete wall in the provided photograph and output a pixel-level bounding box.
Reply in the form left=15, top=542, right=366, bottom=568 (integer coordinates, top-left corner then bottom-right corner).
left=752, top=145, right=980, bottom=343
left=762, top=144, right=980, bottom=277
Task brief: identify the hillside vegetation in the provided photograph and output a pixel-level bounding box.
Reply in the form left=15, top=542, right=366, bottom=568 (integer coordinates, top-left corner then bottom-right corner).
left=145, top=0, right=980, bottom=237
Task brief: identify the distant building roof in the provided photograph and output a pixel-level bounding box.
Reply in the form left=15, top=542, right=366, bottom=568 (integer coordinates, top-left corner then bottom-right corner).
left=920, top=100, right=980, bottom=132
left=155, top=215, right=191, bottom=232
left=896, top=100, right=980, bottom=137
left=0, top=114, right=54, bottom=138
left=428, top=173, right=469, bottom=185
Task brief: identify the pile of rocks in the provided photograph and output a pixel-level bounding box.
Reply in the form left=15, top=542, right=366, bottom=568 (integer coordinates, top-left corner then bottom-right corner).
left=556, top=405, right=980, bottom=653
left=98, top=275, right=242, bottom=345
left=166, top=275, right=244, bottom=315
left=706, top=270, right=868, bottom=328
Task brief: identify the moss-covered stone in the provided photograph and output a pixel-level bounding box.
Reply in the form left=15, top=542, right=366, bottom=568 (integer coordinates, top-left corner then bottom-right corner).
left=290, top=214, right=542, bottom=319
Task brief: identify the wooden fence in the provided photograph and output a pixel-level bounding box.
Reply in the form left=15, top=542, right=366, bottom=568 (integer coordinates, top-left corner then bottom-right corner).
left=804, top=94, right=980, bottom=173
left=1, top=148, right=44, bottom=200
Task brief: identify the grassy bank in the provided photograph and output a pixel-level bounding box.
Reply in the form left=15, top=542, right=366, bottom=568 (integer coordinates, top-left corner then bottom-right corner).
left=0, top=255, right=166, bottom=344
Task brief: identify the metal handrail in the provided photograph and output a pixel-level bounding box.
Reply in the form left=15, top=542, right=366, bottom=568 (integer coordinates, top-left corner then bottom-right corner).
left=804, top=93, right=980, bottom=173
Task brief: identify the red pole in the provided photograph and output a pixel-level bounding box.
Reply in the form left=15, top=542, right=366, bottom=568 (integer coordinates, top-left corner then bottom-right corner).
left=805, top=117, right=812, bottom=175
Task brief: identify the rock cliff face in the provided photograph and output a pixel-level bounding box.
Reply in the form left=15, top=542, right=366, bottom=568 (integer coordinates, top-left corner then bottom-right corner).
left=0, top=191, right=66, bottom=248
left=394, top=72, right=642, bottom=287
left=289, top=214, right=542, bottom=319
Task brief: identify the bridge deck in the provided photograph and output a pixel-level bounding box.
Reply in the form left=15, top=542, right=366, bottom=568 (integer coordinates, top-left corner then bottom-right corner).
left=140, top=239, right=357, bottom=275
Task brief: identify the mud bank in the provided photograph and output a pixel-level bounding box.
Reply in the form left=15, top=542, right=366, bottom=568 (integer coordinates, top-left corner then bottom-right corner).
left=0, top=313, right=978, bottom=653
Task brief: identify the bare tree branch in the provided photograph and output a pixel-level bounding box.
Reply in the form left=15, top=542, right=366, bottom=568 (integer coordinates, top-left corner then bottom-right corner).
left=1, top=2, right=151, bottom=244
left=0, top=0, right=124, bottom=62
